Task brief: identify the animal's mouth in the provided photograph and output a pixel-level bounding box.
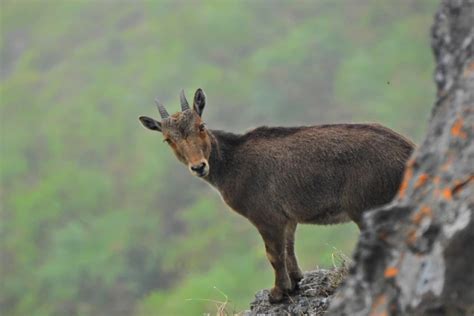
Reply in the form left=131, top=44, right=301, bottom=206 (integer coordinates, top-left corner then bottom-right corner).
left=192, top=168, right=209, bottom=178
left=195, top=170, right=209, bottom=177
left=189, top=162, right=209, bottom=178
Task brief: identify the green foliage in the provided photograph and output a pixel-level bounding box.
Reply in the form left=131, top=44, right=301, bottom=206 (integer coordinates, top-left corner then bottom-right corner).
left=1, top=1, right=436, bottom=315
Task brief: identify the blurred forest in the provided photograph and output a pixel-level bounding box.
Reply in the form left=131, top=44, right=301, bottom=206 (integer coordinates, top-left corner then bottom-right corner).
left=1, top=1, right=437, bottom=315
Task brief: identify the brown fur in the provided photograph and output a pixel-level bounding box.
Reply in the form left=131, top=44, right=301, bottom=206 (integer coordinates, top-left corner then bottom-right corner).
left=139, top=89, right=415, bottom=303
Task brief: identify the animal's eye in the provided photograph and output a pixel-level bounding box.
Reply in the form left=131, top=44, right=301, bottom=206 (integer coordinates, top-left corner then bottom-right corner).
left=163, top=138, right=172, bottom=144
left=199, top=123, right=206, bottom=132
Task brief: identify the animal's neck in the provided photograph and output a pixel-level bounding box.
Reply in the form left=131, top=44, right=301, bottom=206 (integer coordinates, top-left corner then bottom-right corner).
left=205, top=129, right=242, bottom=187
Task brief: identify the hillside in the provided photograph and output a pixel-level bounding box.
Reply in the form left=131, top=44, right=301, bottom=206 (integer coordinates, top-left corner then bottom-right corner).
left=1, top=1, right=437, bottom=315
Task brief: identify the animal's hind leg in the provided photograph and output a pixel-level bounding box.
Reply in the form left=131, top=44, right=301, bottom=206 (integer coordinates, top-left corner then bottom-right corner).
left=347, top=210, right=365, bottom=231
left=285, top=221, right=303, bottom=292
left=255, top=223, right=291, bottom=303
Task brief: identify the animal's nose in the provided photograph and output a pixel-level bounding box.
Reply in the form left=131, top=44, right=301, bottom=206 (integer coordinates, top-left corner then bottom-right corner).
left=191, top=162, right=206, bottom=173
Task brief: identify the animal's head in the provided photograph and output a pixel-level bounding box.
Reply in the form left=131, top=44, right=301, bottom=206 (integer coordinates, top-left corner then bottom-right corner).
left=139, top=89, right=211, bottom=178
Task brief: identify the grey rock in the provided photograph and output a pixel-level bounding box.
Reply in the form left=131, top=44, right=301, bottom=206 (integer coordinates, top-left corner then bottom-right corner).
left=244, top=268, right=347, bottom=316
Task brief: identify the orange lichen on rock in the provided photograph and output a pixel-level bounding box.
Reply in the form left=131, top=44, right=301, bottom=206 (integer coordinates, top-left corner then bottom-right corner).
left=412, top=206, right=432, bottom=225
left=369, top=294, right=388, bottom=316
left=384, top=266, right=399, bottom=278
left=398, top=166, right=413, bottom=198
left=414, top=173, right=429, bottom=189
left=451, top=118, right=467, bottom=139
left=407, top=206, right=434, bottom=244
left=442, top=188, right=452, bottom=200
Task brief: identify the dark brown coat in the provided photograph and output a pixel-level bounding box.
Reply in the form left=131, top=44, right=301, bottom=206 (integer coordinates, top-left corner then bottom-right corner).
left=139, top=89, right=415, bottom=303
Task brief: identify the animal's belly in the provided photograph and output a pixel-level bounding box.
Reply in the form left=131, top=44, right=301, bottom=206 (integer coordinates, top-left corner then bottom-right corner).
left=298, top=208, right=351, bottom=225
left=287, top=201, right=351, bottom=225
left=217, top=177, right=353, bottom=225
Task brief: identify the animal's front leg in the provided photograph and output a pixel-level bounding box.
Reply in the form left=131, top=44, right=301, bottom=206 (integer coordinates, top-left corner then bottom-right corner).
left=256, top=224, right=291, bottom=303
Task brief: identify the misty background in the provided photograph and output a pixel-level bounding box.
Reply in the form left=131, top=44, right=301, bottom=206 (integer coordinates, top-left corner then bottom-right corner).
left=1, top=1, right=436, bottom=315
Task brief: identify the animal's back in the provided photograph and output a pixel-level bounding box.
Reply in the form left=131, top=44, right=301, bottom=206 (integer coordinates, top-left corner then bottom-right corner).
left=225, top=123, right=414, bottom=226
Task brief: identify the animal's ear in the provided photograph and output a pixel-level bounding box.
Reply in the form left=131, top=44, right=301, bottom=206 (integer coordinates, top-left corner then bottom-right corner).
left=139, top=116, right=162, bottom=132
left=193, top=88, right=206, bottom=117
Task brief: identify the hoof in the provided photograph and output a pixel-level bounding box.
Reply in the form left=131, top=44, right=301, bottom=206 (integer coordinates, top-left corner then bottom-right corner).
left=290, top=270, right=303, bottom=283
left=289, top=271, right=303, bottom=293
left=268, top=287, right=289, bottom=303
left=289, top=281, right=300, bottom=294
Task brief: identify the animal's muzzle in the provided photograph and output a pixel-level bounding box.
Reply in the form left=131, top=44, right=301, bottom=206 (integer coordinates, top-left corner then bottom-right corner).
left=189, top=161, right=209, bottom=177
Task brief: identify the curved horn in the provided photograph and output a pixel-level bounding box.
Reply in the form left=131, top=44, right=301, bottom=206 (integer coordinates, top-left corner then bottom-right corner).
left=179, top=89, right=190, bottom=111
left=154, top=98, right=169, bottom=119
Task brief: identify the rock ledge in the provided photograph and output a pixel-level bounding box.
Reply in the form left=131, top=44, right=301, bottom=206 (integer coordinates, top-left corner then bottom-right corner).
left=244, top=266, right=348, bottom=316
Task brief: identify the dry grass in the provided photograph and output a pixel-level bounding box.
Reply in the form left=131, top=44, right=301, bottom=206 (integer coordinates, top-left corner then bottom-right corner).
left=186, top=250, right=353, bottom=316
left=328, top=248, right=352, bottom=291
left=185, top=286, right=234, bottom=316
